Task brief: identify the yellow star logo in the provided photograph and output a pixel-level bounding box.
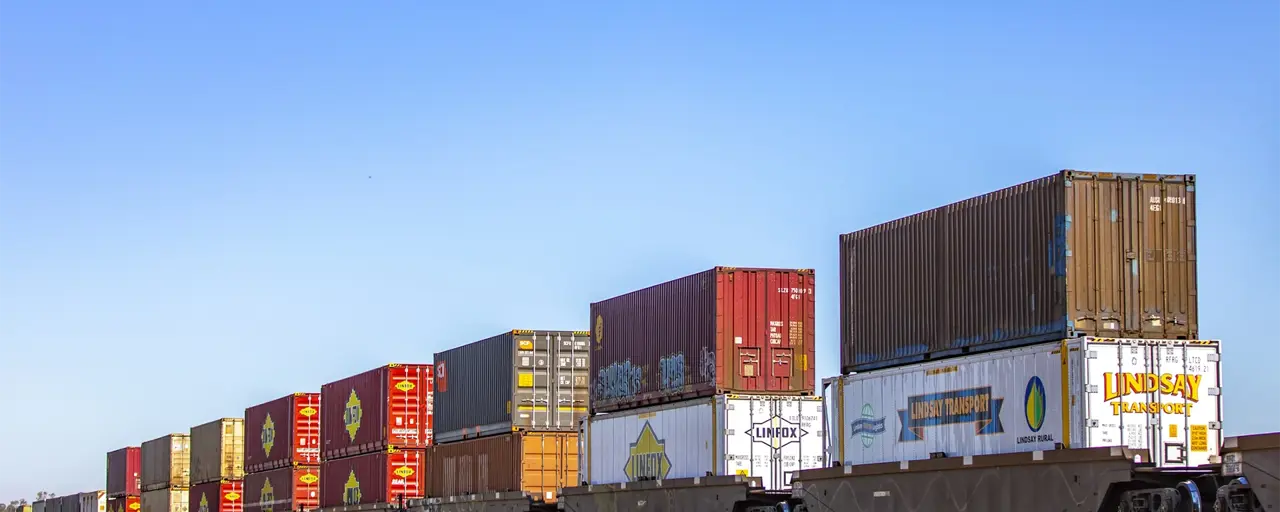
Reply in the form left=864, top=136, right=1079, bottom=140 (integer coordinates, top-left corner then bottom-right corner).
left=623, top=422, right=671, bottom=481
left=344, top=390, right=363, bottom=441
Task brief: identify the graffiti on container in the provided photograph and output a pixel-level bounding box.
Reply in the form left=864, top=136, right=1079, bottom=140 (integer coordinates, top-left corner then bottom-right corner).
left=596, top=360, right=643, bottom=400
left=1049, top=213, right=1071, bottom=277
left=700, top=346, right=716, bottom=380
left=659, top=353, right=687, bottom=391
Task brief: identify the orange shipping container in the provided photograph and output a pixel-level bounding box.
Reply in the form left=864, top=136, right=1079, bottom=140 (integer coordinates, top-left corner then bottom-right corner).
left=427, top=431, right=577, bottom=503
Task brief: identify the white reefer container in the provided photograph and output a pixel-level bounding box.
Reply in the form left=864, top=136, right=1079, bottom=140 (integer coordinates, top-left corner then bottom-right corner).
left=77, top=492, right=106, bottom=512
left=828, top=337, right=1223, bottom=468
left=141, top=489, right=188, bottom=512
left=580, top=394, right=824, bottom=490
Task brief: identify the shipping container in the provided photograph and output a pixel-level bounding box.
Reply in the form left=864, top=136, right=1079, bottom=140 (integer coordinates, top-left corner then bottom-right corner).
left=321, top=364, right=434, bottom=459
left=107, top=496, right=140, bottom=512
left=142, top=434, right=191, bottom=491
left=190, top=418, right=246, bottom=484
left=319, top=448, right=425, bottom=507
left=428, top=431, right=577, bottom=503
left=827, top=337, right=1223, bottom=468
left=107, top=447, right=143, bottom=498
left=33, top=501, right=45, bottom=512
left=141, top=489, right=188, bottom=512
left=188, top=480, right=242, bottom=512
left=434, top=330, right=589, bottom=443
left=15, top=506, right=32, bottom=512
left=839, top=170, right=1199, bottom=373
left=589, top=267, right=816, bottom=414
left=79, top=491, right=106, bottom=512
left=244, top=393, right=321, bottom=472
left=580, top=393, right=824, bottom=490
left=242, top=466, right=320, bottom=512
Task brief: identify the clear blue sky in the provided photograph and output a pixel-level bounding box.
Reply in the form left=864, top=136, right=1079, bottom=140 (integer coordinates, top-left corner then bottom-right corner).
left=1, top=1, right=1276, bottom=499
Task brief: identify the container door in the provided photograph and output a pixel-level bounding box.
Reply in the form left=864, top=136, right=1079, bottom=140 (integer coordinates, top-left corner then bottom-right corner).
left=554, top=332, right=590, bottom=430
left=718, top=269, right=813, bottom=393
left=722, top=396, right=823, bottom=490
left=514, top=333, right=554, bottom=429
left=1084, top=338, right=1220, bottom=467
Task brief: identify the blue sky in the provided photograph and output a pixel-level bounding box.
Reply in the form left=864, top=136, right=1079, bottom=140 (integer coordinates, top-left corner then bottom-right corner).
left=1, top=1, right=1276, bottom=499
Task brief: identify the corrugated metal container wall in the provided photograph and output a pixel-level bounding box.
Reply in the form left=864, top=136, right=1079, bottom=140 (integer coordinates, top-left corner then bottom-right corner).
left=242, top=466, right=320, bottom=512
left=427, top=431, right=577, bottom=503
left=107, top=496, right=140, bottom=512
left=16, top=506, right=31, bottom=512
left=190, top=418, right=245, bottom=484
left=589, top=267, right=816, bottom=413
left=244, top=393, right=321, bottom=473
left=33, top=501, right=45, bottom=512
left=107, top=447, right=143, bottom=497
left=140, top=489, right=188, bottom=512
left=188, top=480, right=242, bottom=512
left=434, top=330, right=589, bottom=443
left=840, top=170, right=1198, bottom=373
left=319, top=448, right=425, bottom=507
left=321, top=364, right=434, bottom=459
left=142, top=434, right=191, bottom=491
left=79, top=491, right=106, bottom=512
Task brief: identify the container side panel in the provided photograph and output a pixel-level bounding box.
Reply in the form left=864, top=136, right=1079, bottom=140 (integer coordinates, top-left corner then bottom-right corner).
left=141, top=489, right=188, bottom=512
left=107, top=447, right=142, bottom=497
left=246, top=393, right=320, bottom=472
left=427, top=432, right=519, bottom=498
left=322, top=364, right=432, bottom=459
left=243, top=466, right=320, bottom=512
left=319, top=448, right=424, bottom=507
left=838, top=342, right=1065, bottom=465
left=717, top=268, right=815, bottom=394
left=720, top=396, right=825, bottom=490
left=433, top=333, right=513, bottom=442
left=107, top=496, right=140, bottom=512
left=191, top=418, right=246, bottom=484
left=583, top=399, right=716, bottom=484
left=1081, top=338, right=1221, bottom=467
left=142, top=434, right=191, bottom=491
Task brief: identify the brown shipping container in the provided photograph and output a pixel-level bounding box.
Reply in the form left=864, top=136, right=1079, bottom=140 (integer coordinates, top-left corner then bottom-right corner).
left=142, top=434, right=191, bottom=491
left=244, top=392, right=322, bottom=473
left=107, top=446, right=142, bottom=497
left=243, top=466, right=320, bottom=512
left=839, top=170, right=1198, bottom=373
left=427, top=431, right=577, bottom=503
left=140, top=489, right=188, bottom=512
left=589, top=267, right=816, bottom=413
left=190, top=418, right=245, bottom=484
left=434, top=330, right=589, bottom=443
left=320, top=448, right=425, bottom=507
left=321, top=364, right=434, bottom=459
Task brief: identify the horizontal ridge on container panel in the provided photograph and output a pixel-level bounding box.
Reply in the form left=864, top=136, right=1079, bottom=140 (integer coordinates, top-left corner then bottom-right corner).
left=321, top=363, right=434, bottom=459
left=839, top=170, right=1198, bottom=373
left=433, top=329, right=589, bottom=443
left=141, top=434, right=191, bottom=491
left=589, top=266, right=816, bottom=414
left=580, top=393, right=825, bottom=490
left=242, top=466, right=320, bottom=512
left=190, top=418, right=245, bottom=484
left=825, top=337, right=1222, bottom=469
left=244, top=392, right=321, bottom=472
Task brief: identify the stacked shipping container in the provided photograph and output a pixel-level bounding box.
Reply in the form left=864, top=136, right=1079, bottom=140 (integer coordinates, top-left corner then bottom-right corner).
left=243, top=393, right=321, bottom=512
left=318, top=364, right=433, bottom=508
left=427, top=330, right=588, bottom=504
left=581, top=267, right=825, bottom=490
left=141, top=434, right=190, bottom=512
left=106, top=447, right=142, bottom=512
left=188, top=418, right=245, bottom=512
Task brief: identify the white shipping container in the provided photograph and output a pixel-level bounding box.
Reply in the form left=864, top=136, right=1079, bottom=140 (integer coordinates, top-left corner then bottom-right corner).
left=140, top=490, right=188, bottom=512
left=77, top=492, right=105, bottom=512
left=580, top=394, right=824, bottom=490
left=828, top=337, right=1223, bottom=468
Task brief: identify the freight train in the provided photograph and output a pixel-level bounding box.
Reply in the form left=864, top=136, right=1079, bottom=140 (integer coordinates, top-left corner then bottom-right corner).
left=28, top=170, right=1277, bottom=512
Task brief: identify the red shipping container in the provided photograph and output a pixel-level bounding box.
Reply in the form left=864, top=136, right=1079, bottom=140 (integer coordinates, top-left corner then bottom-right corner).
left=321, top=364, right=434, bottom=459
left=189, top=480, right=243, bottom=512
left=589, top=267, right=816, bottom=413
left=320, top=449, right=425, bottom=507
left=107, top=446, right=142, bottom=498
left=243, top=466, right=320, bottom=512
left=245, top=392, right=322, bottom=472
left=107, top=497, right=140, bottom=512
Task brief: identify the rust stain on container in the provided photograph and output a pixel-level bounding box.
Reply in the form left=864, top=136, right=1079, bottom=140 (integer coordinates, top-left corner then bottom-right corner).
left=427, top=431, right=578, bottom=503
left=589, top=267, right=816, bottom=414
left=839, top=170, right=1198, bottom=372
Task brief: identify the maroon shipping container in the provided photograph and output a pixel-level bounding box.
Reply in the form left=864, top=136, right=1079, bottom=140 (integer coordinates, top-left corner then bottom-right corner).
left=589, top=267, right=816, bottom=413
left=243, top=466, right=320, bottom=512
left=839, top=170, right=1199, bottom=372
left=320, top=449, right=425, bottom=507
left=245, top=392, right=321, bottom=473
left=107, top=446, right=142, bottom=497
left=321, top=364, right=434, bottom=460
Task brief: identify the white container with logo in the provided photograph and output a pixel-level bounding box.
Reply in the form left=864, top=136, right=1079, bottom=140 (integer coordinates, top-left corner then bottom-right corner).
left=828, top=337, right=1223, bottom=468
left=579, top=394, right=824, bottom=490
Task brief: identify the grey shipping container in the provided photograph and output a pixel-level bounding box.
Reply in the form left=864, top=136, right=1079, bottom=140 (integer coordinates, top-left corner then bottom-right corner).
left=839, top=170, right=1198, bottom=373
left=189, top=417, right=244, bottom=484
left=140, top=489, right=188, bottom=512
left=34, top=501, right=45, bottom=512
left=142, top=433, right=191, bottom=491
left=434, top=329, right=590, bottom=443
